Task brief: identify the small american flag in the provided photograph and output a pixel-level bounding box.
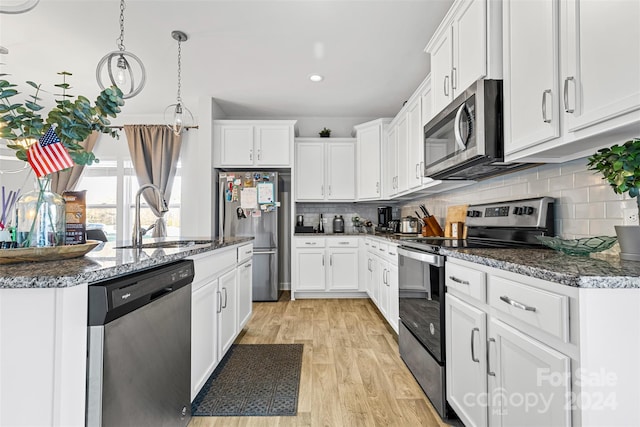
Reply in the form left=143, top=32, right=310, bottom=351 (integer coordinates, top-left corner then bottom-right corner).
left=27, top=127, right=74, bottom=177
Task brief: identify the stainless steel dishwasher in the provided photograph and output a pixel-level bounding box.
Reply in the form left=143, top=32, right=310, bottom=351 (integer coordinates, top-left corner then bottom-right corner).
left=86, top=260, right=194, bottom=427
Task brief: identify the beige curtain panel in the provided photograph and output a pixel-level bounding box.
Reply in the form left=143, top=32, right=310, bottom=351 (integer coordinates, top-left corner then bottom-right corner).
left=124, top=124, right=182, bottom=237
left=50, top=131, right=100, bottom=194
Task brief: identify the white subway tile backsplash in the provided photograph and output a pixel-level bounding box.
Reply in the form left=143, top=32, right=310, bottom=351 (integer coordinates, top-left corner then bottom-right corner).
left=402, top=156, right=628, bottom=239
left=589, top=219, right=620, bottom=236
left=575, top=202, right=604, bottom=219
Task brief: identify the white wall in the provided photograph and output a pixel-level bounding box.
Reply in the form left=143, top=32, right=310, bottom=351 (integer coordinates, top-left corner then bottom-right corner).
left=401, top=158, right=637, bottom=239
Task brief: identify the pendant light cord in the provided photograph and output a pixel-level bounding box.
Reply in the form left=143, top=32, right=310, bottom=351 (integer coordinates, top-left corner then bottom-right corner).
left=117, top=0, right=126, bottom=52
left=176, top=38, right=183, bottom=104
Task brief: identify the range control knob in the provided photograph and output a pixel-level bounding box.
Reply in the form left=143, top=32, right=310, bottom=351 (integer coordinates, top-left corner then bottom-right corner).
left=523, top=206, right=535, bottom=215
left=466, top=210, right=481, bottom=217
left=513, top=207, right=523, bottom=215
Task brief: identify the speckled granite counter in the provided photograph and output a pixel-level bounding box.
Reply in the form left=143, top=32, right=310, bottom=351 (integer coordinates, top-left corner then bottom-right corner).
left=0, top=236, right=253, bottom=289
left=441, top=247, right=640, bottom=289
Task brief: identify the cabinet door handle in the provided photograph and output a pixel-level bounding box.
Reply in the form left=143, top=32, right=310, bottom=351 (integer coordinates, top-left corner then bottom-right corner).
left=328, top=185, right=331, bottom=196
left=321, top=185, right=324, bottom=196
left=382, top=268, right=387, bottom=285
left=217, top=291, right=222, bottom=313
left=222, top=287, right=228, bottom=308
left=563, top=76, right=575, bottom=113
left=444, top=75, right=450, bottom=97
left=420, top=161, right=424, bottom=176
left=322, top=255, right=325, bottom=266
left=416, top=163, right=420, bottom=179
left=257, top=149, right=261, bottom=160
left=249, top=149, right=253, bottom=161
left=367, top=259, right=371, bottom=271
left=386, top=269, right=390, bottom=286
left=376, top=181, right=379, bottom=194
left=487, top=338, right=496, bottom=376
left=451, top=67, right=457, bottom=90
left=542, top=89, right=552, bottom=123
left=471, top=327, right=480, bottom=363
left=330, top=254, right=333, bottom=266
left=448, top=275, right=469, bottom=285
left=500, top=295, right=537, bottom=312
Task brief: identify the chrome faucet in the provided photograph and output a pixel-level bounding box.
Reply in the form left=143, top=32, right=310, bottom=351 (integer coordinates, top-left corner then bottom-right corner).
left=132, top=183, right=169, bottom=248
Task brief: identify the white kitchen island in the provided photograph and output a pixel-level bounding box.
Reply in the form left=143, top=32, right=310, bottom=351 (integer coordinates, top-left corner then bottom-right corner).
left=0, top=237, right=253, bottom=427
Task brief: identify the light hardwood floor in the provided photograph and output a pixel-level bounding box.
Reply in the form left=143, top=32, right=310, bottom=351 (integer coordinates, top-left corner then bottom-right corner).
left=189, top=293, right=450, bottom=427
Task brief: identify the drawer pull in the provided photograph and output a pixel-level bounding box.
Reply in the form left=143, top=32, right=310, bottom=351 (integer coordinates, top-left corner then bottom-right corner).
left=338, top=241, right=349, bottom=245
left=246, top=250, right=252, bottom=254
left=379, top=247, right=385, bottom=252
left=305, top=242, right=317, bottom=245
left=471, top=327, right=480, bottom=363
left=500, top=295, right=537, bottom=312
left=449, top=275, right=469, bottom=285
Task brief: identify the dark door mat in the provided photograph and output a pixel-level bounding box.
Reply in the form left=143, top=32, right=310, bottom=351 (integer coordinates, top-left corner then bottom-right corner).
left=192, top=344, right=303, bottom=417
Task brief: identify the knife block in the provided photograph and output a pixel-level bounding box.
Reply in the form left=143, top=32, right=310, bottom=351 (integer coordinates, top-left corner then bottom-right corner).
left=421, top=216, right=444, bottom=237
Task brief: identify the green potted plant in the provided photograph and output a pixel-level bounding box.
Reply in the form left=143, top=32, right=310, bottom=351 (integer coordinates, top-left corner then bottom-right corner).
left=0, top=72, right=125, bottom=247
left=319, top=127, right=331, bottom=138
left=587, top=138, right=640, bottom=260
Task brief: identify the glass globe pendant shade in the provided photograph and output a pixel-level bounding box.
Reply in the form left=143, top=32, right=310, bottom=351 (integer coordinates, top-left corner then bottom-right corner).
left=164, top=102, right=194, bottom=136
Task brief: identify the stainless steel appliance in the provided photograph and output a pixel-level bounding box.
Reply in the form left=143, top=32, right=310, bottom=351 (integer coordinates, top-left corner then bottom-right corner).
left=398, top=197, right=555, bottom=421
left=377, top=206, right=393, bottom=229
left=423, top=79, right=531, bottom=181
left=86, top=260, right=194, bottom=427
left=400, top=216, right=421, bottom=234
left=216, top=171, right=281, bottom=301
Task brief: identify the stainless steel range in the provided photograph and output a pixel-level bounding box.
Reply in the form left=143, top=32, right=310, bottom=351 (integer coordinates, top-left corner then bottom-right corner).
left=397, top=197, right=555, bottom=421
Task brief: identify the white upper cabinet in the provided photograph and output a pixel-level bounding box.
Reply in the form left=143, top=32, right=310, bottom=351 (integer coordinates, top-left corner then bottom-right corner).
left=503, top=0, right=560, bottom=154
left=407, top=94, right=424, bottom=190
left=354, top=119, right=392, bottom=201
left=384, top=125, right=398, bottom=199
left=395, top=114, right=410, bottom=194
left=426, top=0, right=502, bottom=116
left=561, top=0, right=640, bottom=134
left=295, top=138, right=355, bottom=202
left=213, top=120, right=296, bottom=167
left=503, top=0, right=640, bottom=162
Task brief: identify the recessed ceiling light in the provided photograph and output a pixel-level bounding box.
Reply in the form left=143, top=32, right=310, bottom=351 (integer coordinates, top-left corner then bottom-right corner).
left=308, top=74, right=324, bottom=82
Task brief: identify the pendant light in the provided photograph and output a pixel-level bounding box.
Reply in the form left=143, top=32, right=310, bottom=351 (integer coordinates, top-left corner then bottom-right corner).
left=96, top=0, right=146, bottom=99
left=164, top=30, right=194, bottom=136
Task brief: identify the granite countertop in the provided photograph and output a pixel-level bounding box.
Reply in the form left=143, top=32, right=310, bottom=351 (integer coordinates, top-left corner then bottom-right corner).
left=0, top=236, right=254, bottom=289
left=441, top=247, right=640, bottom=289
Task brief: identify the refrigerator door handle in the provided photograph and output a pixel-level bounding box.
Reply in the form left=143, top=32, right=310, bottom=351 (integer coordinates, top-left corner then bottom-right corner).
left=253, top=250, right=277, bottom=255
left=218, top=179, right=225, bottom=243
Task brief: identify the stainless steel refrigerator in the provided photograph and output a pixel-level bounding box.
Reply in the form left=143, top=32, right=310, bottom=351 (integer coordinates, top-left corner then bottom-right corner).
left=216, top=171, right=281, bottom=301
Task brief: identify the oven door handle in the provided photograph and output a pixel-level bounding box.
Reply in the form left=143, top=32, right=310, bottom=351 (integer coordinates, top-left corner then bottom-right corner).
left=397, top=247, right=444, bottom=267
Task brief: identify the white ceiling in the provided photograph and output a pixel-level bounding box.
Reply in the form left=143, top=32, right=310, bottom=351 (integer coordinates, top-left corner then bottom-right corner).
left=0, top=0, right=453, bottom=120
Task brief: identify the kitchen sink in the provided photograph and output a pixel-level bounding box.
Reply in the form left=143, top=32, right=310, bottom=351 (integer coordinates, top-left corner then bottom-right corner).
left=116, top=240, right=213, bottom=249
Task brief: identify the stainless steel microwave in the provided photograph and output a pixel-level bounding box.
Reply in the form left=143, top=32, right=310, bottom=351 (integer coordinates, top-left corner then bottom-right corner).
left=423, top=79, right=529, bottom=180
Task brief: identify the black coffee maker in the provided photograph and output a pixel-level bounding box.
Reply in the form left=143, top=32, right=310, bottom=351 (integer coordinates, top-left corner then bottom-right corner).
left=377, top=206, right=393, bottom=228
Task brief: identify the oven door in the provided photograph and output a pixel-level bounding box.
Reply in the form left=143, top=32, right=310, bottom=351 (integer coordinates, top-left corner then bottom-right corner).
left=398, top=247, right=445, bottom=363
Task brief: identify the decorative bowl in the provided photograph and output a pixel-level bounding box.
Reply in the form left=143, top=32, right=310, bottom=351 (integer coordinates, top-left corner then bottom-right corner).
left=535, top=235, right=618, bottom=256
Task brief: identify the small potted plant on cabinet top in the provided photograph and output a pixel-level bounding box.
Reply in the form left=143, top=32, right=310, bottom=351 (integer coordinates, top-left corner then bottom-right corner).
left=588, top=138, right=640, bottom=260
left=319, top=127, right=331, bottom=138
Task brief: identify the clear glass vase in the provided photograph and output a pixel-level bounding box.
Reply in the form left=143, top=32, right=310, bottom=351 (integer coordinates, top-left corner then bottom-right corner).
left=15, top=176, right=66, bottom=247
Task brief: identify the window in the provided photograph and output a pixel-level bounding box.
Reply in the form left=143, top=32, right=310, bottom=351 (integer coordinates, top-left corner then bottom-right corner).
left=78, top=160, right=181, bottom=242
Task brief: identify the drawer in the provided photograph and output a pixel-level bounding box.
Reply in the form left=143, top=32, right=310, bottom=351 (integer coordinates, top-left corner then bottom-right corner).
left=489, top=276, right=569, bottom=342
left=384, top=243, right=398, bottom=263
left=445, top=262, right=486, bottom=302
left=327, top=237, right=358, bottom=248
left=295, top=238, right=325, bottom=248
left=189, top=248, right=236, bottom=284
left=237, top=243, right=254, bottom=263
left=376, top=241, right=388, bottom=256
left=367, top=238, right=379, bottom=251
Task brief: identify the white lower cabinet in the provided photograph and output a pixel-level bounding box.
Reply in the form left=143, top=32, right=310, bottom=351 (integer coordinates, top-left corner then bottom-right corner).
left=445, top=257, right=572, bottom=427
left=237, top=258, right=253, bottom=329
left=217, top=269, right=237, bottom=357
left=293, top=237, right=359, bottom=295
left=364, top=238, right=399, bottom=333
left=189, top=244, right=254, bottom=401
left=446, top=293, right=488, bottom=427
left=488, top=318, right=571, bottom=427
left=191, top=278, right=219, bottom=401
